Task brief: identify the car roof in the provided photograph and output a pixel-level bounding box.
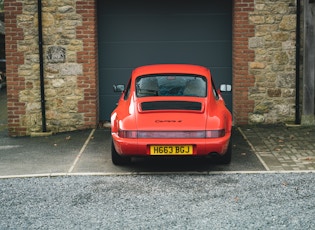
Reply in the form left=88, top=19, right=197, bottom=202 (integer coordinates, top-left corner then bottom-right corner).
left=132, top=64, right=211, bottom=79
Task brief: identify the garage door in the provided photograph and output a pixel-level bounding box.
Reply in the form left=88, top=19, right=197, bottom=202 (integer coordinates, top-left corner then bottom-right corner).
left=97, top=0, right=232, bottom=120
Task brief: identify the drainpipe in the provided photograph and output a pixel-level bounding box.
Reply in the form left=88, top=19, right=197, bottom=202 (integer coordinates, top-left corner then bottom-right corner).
left=38, top=0, right=47, bottom=132
left=295, top=0, right=301, bottom=124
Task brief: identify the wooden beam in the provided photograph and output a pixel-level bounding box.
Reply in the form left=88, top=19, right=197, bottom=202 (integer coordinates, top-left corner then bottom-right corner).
left=302, top=0, right=315, bottom=124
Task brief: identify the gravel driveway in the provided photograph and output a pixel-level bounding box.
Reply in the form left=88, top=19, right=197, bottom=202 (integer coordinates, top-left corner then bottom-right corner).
left=1, top=173, right=314, bottom=229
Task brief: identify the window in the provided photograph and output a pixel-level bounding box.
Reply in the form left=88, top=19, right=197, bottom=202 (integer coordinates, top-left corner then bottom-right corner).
left=211, top=79, right=220, bottom=100
left=136, top=74, right=207, bottom=97
left=124, top=80, right=131, bottom=100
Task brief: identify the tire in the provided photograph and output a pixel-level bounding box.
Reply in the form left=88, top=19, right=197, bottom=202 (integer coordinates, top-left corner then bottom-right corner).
left=111, top=141, right=131, bottom=165
left=219, top=140, right=232, bottom=164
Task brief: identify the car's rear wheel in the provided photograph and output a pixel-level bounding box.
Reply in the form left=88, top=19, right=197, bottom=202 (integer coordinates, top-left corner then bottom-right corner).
left=111, top=141, right=131, bottom=165
left=219, top=140, right=232, bottom=164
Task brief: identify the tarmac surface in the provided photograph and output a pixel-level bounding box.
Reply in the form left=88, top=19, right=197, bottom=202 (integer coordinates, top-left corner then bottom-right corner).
left=1, top=87, right=315, bottom=177
left=0, top=127, right=266, bottom=178
left=0, top=122, right=314, bottom=178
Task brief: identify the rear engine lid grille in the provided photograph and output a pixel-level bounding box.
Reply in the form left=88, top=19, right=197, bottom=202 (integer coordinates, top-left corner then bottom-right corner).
left=141, top=101, right=202, bottom=111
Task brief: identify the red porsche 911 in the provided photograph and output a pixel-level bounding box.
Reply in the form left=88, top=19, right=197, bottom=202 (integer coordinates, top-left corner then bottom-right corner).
left=111, top=64, right=232, bottom=165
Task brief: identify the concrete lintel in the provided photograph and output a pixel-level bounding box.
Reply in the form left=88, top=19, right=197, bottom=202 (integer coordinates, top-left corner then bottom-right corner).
left=30, top=131, right=53, bottom=137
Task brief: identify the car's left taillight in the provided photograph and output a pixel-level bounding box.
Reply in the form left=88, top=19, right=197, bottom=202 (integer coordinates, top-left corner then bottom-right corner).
left=118, top=130, right=138, bottom=138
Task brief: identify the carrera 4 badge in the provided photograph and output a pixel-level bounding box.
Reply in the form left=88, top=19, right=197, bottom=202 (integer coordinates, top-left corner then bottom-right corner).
left=155, top=120, right=182, bottom=123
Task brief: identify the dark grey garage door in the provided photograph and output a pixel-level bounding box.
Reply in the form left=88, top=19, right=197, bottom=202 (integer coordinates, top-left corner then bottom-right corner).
left=97, top=0, right=232, bottom=120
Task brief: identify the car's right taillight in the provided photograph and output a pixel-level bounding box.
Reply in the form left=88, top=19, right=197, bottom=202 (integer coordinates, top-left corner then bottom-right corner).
left=205, top=129, right=225, bottom=138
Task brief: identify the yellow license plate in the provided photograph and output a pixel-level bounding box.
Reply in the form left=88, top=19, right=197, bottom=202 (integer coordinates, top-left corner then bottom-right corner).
left=150, top=145, right=193, bottom=155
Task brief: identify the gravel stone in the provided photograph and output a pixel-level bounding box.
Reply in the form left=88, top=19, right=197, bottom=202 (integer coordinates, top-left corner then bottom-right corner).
left=0, top=173, right=315, bottom=229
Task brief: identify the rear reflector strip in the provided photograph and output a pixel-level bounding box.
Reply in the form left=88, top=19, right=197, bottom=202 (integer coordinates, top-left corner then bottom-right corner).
left=118, top=130, right=225, bottom=138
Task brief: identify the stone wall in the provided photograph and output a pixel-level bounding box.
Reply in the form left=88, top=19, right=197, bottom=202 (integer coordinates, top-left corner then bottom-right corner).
left=5, top=0, right=97, bottom=136
left=248, top=0, right=297, bottom=123
left=4, top=0, right=299, bottom=136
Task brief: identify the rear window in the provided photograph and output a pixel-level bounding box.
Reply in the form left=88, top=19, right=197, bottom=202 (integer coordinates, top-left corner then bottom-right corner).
left=141, top=101, right=202, bottom=111
left=136, top=74, right=207, bottom=97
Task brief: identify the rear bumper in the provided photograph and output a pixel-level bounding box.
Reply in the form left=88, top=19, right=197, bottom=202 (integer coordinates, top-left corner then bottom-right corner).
left=112, top=133, right=231, bottom=157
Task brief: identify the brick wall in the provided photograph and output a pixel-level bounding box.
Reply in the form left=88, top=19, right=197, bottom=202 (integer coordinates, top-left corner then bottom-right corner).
left=76, top=0, right=98, bottom=128
left=233, top=0, right=255, bottom=125
left=4, top=1, right=26, bottom=136
left=0, top=12, right=4, bottom=62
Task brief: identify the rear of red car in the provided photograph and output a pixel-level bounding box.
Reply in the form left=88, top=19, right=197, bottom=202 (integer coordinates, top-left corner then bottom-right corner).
left=111, top=64, right=232, bottom=165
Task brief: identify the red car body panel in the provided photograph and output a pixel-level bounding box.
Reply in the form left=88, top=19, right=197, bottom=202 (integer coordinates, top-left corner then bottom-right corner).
left=111, top=64, right=232, bottom=158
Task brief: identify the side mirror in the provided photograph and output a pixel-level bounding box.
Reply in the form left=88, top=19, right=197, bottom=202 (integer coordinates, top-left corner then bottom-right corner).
left=219, top=84, right=232, bottom=92
left=113, top=84, right=125, bottom=92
